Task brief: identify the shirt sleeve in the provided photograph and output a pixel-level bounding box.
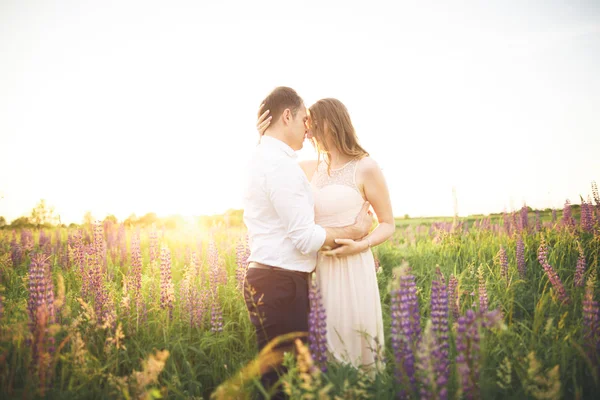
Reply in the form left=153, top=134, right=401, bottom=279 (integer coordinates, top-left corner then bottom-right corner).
left=266, top=161, right=326, bottom=255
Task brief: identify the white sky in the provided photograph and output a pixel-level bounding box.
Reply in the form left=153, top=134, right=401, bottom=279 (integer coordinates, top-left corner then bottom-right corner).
left=1, top=0, right=599, bottom=224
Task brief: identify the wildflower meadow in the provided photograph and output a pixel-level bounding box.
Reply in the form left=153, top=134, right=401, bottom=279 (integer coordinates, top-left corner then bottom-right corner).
left=0, top=182, right=599, bottom=399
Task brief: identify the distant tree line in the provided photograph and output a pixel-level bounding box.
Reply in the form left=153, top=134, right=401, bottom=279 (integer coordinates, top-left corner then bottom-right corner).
left=1, top=198, right=587, bottom=231
left=0, top=199, right=245, bottom=230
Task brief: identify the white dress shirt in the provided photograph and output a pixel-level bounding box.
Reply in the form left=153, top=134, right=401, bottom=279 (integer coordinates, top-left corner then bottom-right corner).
left=243, top=136, right=327, bottom=273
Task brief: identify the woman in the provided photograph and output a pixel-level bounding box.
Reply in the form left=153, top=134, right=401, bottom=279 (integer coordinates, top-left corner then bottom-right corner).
left=257, top=98, right=395, bottom=373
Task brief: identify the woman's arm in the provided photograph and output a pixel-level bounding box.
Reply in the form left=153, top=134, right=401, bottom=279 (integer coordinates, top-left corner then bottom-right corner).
left=359, top=157, right=395, bottom=247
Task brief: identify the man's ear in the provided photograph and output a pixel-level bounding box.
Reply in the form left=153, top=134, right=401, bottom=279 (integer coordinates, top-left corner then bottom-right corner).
left=281, top=108, right=291, bottom=126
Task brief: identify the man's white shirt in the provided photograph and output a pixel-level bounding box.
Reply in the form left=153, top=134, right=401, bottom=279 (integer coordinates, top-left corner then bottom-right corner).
left=243, top=136, right=326, bottom=273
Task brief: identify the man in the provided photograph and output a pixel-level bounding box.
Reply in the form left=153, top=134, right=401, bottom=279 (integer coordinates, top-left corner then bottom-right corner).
left=242, top=86, right=372, bottom=398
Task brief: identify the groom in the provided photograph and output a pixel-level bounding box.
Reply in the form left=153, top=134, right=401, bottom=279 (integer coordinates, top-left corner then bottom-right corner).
left=242, top=86, right=372, bottom=398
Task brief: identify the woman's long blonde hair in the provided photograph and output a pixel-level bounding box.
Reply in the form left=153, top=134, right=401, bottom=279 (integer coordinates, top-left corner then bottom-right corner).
left=308, top=98, right=368, bottom=174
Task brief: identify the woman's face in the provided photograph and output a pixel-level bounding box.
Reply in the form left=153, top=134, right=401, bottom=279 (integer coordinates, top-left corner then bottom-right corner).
left=307, top=113, right=329, bottom=152
left=305, top=117, right=313, bottom=141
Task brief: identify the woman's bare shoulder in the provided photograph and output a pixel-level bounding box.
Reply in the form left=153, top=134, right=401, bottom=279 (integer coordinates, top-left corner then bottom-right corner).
left=356, top=156, right=380, bottom=174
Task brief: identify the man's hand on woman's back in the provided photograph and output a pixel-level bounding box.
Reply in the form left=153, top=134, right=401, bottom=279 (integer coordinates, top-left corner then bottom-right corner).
left=353, top=201, right=374, bottom=239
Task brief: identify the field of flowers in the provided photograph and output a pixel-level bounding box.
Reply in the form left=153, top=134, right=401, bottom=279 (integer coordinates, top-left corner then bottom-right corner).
left=0, top=186, right=599, bottom=399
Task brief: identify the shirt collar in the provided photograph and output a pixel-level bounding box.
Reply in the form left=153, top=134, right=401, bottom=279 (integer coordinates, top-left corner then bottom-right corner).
left=260, top=135, right=297, bottom=159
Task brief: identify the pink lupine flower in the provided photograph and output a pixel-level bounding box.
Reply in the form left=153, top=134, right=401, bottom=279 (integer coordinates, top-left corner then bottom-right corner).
left=537, top=239, right=569, bottom=304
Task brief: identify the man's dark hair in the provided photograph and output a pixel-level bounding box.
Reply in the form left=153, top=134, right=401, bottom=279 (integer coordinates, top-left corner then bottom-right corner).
left=260, top=87, right=304, bottom=124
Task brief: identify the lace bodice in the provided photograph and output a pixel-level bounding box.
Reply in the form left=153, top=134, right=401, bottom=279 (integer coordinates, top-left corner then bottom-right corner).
left=311, top=159, right=361, bottom=195
left=310, top=159, right=365, bottom=227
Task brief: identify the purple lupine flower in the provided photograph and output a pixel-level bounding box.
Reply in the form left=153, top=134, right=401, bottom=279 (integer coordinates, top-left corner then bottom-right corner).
left=535, top=210, right=541, bottom=232
left=179, top=261, right=192, bottom=319
left=180, top=251, right=204, bottom=326
left=210, top=294, right=223, bottom=333
left=74, top=230, right=85, bottom=272
left=562, top=200, right=574, bottom=229
left=429, top=269, right=449, bottom=398
left=582, top=274, right=599, bottom=359
left=88, top=222, right=114, bottom=326
left=417, top=321, right=447, bottom=400
left=93, top=222, right=106, bottom=272
left=484, top=217, right=492, bottom=231
left=205, top=242, right=223, bottom=333
left=189, top=284, right=207, bottom=328
left=520, top=205, right=529, bottom=232
left=191, top=272, right=209, bottom=329
left=502, top=211, right=511, bottom=235
left=149, top=228, right=159, bottom=265
left=129, top=232, right=143, bottom=311
left=159, top=246, right=175, bottom=316
left=448, top=275, right=459, bottom=320
left=455, top=309, right=480, bottom=400
left=498, top=246, right=508, bottom=282
left=191, top=251, right=200, bottom=280
left=39, top=230, right=51, bottom=255
left=27, top=253, right=57, bottom=361
left=511, top=212, right=519, bottom=234
left=390, top=268, right=421, bottom=397
left=54, top=229, right=67, bottom=271
left=185, top=254, right=207, bottom=329
left=118, top=223, right=128, bottom=268
left=591, top=182, right=600, bottom=232
left=140, top=296, right=148, bottom=325
left=208, top=240, right=226, bottom=289
left=478, top=266, right=488, bottom=312
left=494, top=221, right=503, bottom=235
left=587, top=195, right=600, bottom=231
left=21, top=229, right=34, bottom=252
left=187, top=280, right=198, bottom=327
left=308, top=280, right=328, bottom=372
left=78, top=244, right=90, bottom=300
left=235, top=239, right=250, bottom=292
left=10, top=238, right=23, bottom=267
left=574, top=244, right=587, bottom=288
left=98, top=280, right=115, bottom=328
left=181, top=244, right=190, bottom=268
left=581, top=198, right=594, bottom=233
left=537, top=240, right=569, bottom=304
left=28, top=253, right=56, bottom=328
left=43, top=263, right=56, bottom=332
left=552, top=209, right=557, bottom=224
left=70, top=230, right=83, bottom=270
left=390, top=289, right=403, bottom=391
left=516, top=237, right=526, bottom=278
left=105, top=221, right=118, bottom=265
left=86, top=247, right=101, bottom=312
left=593, top=181, right=600, bottom=207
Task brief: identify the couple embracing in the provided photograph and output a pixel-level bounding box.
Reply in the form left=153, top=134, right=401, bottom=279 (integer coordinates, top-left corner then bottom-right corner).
left=242, top=86, right=395, bottom=398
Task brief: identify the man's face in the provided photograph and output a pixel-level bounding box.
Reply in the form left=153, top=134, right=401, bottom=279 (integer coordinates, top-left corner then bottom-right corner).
left=289, top=105, right=308, bottom=151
